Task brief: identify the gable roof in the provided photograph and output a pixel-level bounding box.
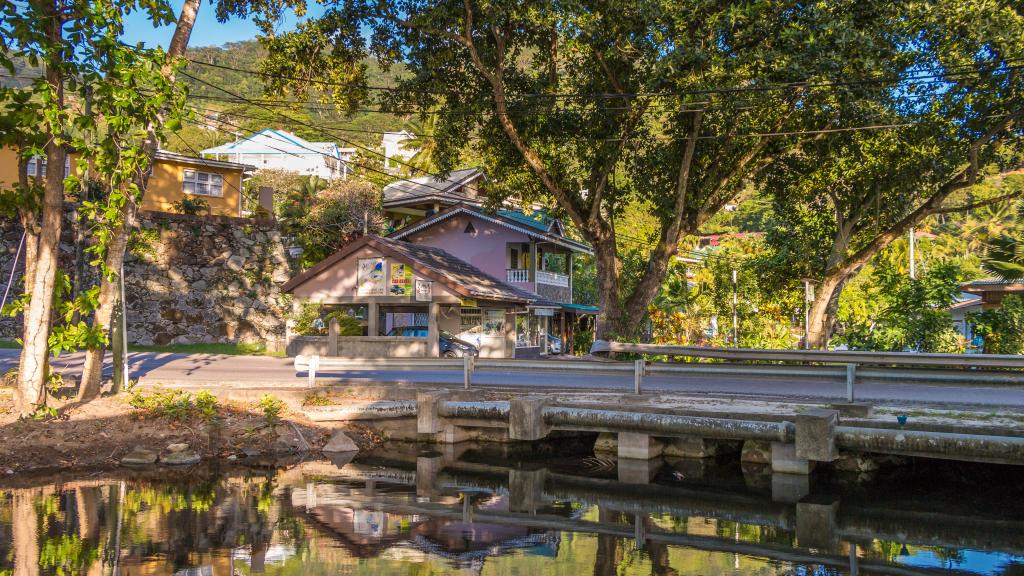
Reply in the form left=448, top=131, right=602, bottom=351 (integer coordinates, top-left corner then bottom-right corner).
left=200, top=129, right=343, bottom=160
left=389, top=204, right=593, bottom=255
left=383, top=168, right=486, bottom=208
left=282, top=235, right=538, bottom=303
left=155, top=150, right=254, bottom=172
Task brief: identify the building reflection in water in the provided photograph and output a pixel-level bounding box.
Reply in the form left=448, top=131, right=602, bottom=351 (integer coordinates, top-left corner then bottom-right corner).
left=0, top=444, right=1022, bottom=576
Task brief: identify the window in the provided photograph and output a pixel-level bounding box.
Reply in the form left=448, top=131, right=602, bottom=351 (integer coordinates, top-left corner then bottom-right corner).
left=182, top=169, right=224, bottom=197
left=509, top=248, right=519, bottom=269
left=464, top=221, right=476, bottom=234
left=26, top=155, right=70, bottom=179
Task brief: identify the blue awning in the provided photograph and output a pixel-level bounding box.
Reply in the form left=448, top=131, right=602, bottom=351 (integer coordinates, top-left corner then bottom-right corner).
left=561, top=303, right=600, bottom=314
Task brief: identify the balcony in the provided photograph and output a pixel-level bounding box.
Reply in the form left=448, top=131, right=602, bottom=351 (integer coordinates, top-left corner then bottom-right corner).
left=507, top=269, right=530, bottom=283
left=536, top=270, right=569, bottom=287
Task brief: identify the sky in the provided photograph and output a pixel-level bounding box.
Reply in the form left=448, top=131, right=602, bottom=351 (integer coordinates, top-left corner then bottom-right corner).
left=120, top=0, right=325, bottom=49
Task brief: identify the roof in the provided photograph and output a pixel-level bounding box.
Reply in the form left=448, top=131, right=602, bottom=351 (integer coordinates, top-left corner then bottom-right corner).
left=561, top=302, right=600, bottom=313
left=948, top=292, right=982, bottom=311
left=383, top=168, right=486, bottom=208
left=961, top=278, right=1024, bottom=293
left=282, top=235, right=539, bottom=304
left=154, top=150, right=254, bottom=172
left=390, top=204, right=593, bottom=255
left=496, top=209, right=563, bottom=235
left=200, top=128, right=343, bottom=160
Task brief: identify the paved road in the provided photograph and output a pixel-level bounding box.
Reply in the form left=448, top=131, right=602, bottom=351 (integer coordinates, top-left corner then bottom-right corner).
left=2, top=349, right=1022, bottom=410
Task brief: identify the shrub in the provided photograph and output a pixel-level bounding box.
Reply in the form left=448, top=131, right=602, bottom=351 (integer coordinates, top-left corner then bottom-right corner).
left=258, top=394, right=285, bottom=426
left=172, top=196, right=210, bottom=216
left=127, top=388, right=221, bottom=422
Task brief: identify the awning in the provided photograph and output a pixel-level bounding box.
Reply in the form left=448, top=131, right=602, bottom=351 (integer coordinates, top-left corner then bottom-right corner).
left=561, top=303, right=600, bottom=314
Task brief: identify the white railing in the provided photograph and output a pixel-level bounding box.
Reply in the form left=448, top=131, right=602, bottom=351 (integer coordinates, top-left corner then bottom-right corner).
left=536, top=270, right=570, bottom=287
left=506, top=269, right=530, bottom=283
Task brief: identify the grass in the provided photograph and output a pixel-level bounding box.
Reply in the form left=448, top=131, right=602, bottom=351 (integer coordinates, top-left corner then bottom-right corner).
left=128, top=342, right=286, bottom=357
left=0, top=340, right=20, bottom=349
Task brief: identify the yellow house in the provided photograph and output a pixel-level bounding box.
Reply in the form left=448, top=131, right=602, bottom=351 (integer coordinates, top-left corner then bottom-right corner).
left=0, top=147, right=253, bottom=217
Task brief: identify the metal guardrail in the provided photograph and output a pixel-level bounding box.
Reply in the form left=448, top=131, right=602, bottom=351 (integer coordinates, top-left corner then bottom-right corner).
left=591, top=340, right=1024, bottom=369
left=295, top=339, right=1024, bottom=398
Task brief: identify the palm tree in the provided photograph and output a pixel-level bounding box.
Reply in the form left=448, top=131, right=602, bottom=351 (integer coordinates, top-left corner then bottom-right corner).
left=982, top=200, right=1024, bottom=281
left=281, top=175, right=327, bottom=234
left=402, top=115, right=439, bottom=175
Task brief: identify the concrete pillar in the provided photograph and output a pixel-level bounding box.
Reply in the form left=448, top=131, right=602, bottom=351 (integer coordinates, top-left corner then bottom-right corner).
left=437, top=424, right=475, bottom=444
left=416, top=455, right=443, bottom=497
left=367, top=302, right=379, bottom=336
left=771, top=473, right=810, bottom=503
left=663, top=436, right=720, bottom=459
left=618, top=458, right=663, bottom=484
left=618, top=432, right=664, bottom=460
left=427, top=301, right=440, bottom=357
left=509, top=468, right=547, bottom=513
left=417, top=391, right=448, bottom=435
left=328, top=317, right=339, bottom=356
left=796, top=408, right=839, bottom=462
left=771, top=442, right=812, bottom=475
left=796, top=498, right=840, bottom=550
left=510, top=396, right=548, bottom=441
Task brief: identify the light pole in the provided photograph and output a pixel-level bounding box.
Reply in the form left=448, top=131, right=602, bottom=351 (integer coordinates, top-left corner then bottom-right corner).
left=909, top=228, right=916, bottom=279
left=803, top=279, right=815, bottom=350
left=731, top=269, right=738, bottom=348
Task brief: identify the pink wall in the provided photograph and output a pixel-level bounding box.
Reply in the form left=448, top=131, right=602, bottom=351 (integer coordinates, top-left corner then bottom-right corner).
left=405, top=214, right=532, bottom=288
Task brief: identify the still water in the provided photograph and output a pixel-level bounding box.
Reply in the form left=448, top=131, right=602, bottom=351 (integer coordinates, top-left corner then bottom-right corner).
left=1, top=441, right=1023, bottom=576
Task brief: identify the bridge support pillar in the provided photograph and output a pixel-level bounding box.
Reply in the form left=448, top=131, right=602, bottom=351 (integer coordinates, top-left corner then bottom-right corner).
left=771, top=472, right=810, bottom=503
left=416, top=455, right=443, bottom=497
left=417, top=391, right=449, bottom=435
left=618, top=458, right=662, bottom=484
left=510, top=396, right=549, bottom=441
left=796, top=497, right=839, bottom=550
left=618, top=432, right=664, bottom=460
left=771, top=442, right=812, bottom=475
left=509, top=468, right=547, bottom=513
left=796, top=409, right=839, bottom=463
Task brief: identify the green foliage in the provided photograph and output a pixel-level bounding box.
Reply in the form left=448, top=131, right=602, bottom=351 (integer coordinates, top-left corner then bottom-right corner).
left=128, top=226, right=161, bottom=259
left=323, top=310, right=364, bottom=336
left=39, top=535, right=99, bottom=576
left=258, top=394, right=285, bottom=426
left=982, top=197, right=1024, bottom=282
left=969, top=295, right=1024, bottom=354
left=128, top=388, right=222, bottom=422
left=833, top=248, right=968, bottom=352
left=172, top=196, right=211, bottom=216
left=290, top=302, right=325, bottom=335
left=293, top=178, right=382, bottom=267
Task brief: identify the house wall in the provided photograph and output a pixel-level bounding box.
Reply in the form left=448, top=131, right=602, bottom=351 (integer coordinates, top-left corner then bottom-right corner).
left=1, top=147, right=243, bottom=217
left=404, top=214, right=531, bottom=287
left=143, top=157, right=243, bottom=217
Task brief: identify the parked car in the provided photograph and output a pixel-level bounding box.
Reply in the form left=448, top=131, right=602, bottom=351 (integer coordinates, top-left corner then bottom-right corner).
left=386, top=326, right=479, bottom=358
left=548, top=334, right=563, bottom=354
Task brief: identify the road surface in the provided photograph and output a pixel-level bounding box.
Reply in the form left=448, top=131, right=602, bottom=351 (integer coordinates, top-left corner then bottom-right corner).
left=1, top=349, right=1022, bottom=410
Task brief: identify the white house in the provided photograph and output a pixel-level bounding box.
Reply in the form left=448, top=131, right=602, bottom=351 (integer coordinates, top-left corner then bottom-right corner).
left=381, top=131, right=418, bottom=172
left=201, top=128, right=355, bottom=180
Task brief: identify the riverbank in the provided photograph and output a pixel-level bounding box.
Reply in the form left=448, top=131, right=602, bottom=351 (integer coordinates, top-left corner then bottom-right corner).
left=0, top=389, right=380, bottom=474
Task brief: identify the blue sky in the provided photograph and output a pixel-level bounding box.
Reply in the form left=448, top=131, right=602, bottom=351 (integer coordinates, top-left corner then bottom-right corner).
left=121, top=1, right=324, bottom=49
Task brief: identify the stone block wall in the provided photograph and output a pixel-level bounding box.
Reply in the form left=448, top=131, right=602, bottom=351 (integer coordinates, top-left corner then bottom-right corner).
left=0, top=211, right=292, bottom=347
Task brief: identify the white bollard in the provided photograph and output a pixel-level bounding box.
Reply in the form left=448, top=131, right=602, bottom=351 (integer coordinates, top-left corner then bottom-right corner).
left=846, top=363, right=857, bottom=402
left=463, top=354, right=473, bottom=390
left=634, top=358, right=646, bottom=395
left=308, top=355, right=320, bottom=387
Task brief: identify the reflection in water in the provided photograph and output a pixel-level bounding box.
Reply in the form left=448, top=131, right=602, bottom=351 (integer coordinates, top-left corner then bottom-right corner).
left=0, top=444, right=1023, bottom=576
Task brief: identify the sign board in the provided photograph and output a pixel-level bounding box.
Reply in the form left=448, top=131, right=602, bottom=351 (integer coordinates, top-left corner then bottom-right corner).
left=533, top=307, right=556, bottom=317
left=460, top=298, right=478, bottom=307
left=414, top=279, right=432, bottom=302
left=357, top=258, right=386, bottom=296
left=389, top=263, right=413, bottom=296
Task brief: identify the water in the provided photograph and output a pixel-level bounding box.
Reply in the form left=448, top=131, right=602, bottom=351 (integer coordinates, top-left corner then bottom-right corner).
left=2, top=441, right=1023, bottom=575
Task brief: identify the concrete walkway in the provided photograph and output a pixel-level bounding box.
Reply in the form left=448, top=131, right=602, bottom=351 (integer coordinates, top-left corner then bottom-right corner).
left=1, top=349, right=1022, bottom=410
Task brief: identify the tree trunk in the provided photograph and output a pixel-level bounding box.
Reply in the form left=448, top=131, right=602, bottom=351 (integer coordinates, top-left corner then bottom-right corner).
left=17, top=141, right=66, bottom=415
left=13, top=488, right=40, bottom=576
left=591, top=233, right=622, bottom=341
left=78, top=220, right=132, bottom=401
left=806, top=274, right=848, bottom=349
left=78, top=0, right=202, bottom=399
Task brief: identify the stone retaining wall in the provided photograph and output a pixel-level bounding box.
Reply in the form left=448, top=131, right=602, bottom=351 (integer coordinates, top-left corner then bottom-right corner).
left=0, top=210, right=292, bottom=347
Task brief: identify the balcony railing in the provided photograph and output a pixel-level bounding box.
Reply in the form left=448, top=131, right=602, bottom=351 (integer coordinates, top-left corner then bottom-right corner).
left=536, top=270, right=570, bottom=287
left=507, top=269, right=530, bottom=283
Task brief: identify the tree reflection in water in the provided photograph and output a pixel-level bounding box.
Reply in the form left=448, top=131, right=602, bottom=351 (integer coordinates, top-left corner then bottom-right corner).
left=0, top=458, right=1020, bottom=576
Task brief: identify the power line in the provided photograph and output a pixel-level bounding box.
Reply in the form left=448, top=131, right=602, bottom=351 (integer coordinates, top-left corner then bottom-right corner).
left=184, top=55, right=1024, bottom=100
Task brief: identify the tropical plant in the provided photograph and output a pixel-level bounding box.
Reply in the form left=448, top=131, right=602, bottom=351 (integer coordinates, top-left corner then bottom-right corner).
left=982, top=199, right=1024, bottom=281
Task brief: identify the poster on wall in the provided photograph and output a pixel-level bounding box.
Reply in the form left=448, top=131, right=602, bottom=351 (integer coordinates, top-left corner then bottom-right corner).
left=357, top=258, right=386, bottom=295
left=414, top=279, right=432, bottom=302
left=390, top=263, right=413, bottom=296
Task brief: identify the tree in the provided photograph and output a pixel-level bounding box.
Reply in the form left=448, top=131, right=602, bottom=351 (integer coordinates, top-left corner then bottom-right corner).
left=258, top=0, right=938, bottom=340
left=294, top=178, right=383, bottom=267
left=0, top=0, right=185, bottom=414
left=982, top=197, right=1024, bottom=281
left=754, top=1, right=1024, bottom=348
left=76, top=0, right=307, bottom=400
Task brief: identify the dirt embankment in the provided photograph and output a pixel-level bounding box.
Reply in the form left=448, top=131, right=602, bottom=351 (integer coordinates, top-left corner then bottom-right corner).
left=0, top=392, right=381, bottom=474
